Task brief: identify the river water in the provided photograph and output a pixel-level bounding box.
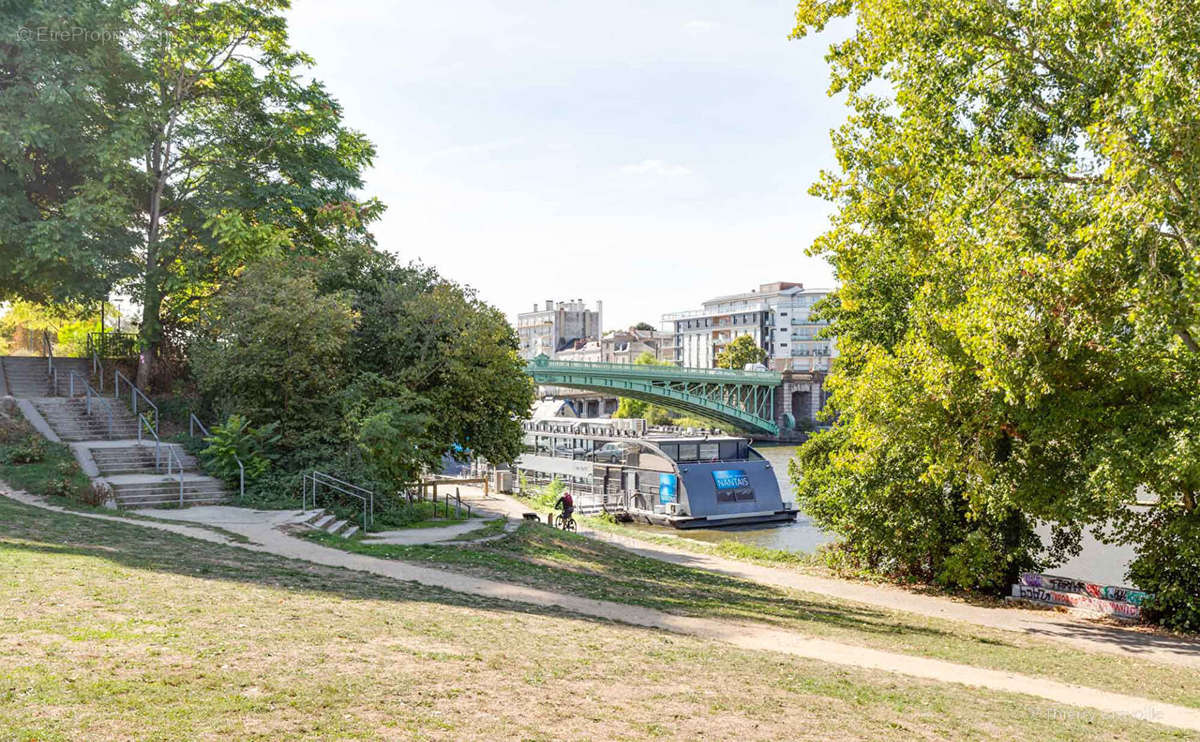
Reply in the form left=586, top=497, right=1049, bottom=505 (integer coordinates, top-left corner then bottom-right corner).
left=639, top=443, right=1135, bottom=586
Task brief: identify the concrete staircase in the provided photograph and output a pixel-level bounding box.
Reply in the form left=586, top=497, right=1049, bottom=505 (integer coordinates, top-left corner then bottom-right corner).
left=87, top=443, right=228, bottom=508
left=1, top=356, right=55, bottom=397
left=301, top=508, right=360, bottom=539
left=89, top=444, right=198, bottom=475
left=104, top=474, right=229, bottom=508
left=34, top=397, right=139, bottom=441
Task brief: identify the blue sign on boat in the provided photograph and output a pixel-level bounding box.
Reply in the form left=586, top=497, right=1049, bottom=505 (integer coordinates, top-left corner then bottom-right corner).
left=712, top=468, right=754, bottom=502
left=658, top=473, right=677, bottom=504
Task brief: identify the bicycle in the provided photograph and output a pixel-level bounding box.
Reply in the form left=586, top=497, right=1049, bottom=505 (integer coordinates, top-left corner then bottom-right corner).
left=554, top=513, right=577, bottom=532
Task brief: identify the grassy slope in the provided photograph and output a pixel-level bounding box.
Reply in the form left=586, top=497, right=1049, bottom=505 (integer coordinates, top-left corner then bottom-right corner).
left=308, top=523, right=1200, bottom=711
left=0, top=496, right=1188, bottom=741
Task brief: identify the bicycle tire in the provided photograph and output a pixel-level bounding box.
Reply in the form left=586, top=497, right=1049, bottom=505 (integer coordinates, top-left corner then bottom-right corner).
left=554, top=515, right=564, bottom=529
left=565, top=518, right=577, bottom=533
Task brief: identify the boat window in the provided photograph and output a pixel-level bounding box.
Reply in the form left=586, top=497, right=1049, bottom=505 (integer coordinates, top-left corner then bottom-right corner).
left=677, top=443, right=699, bottom=461
left=658, top=443, right=678, bottom=460
left=718, top=441, right=742, bottom=460
left=699, top=442, right=719, bottom=461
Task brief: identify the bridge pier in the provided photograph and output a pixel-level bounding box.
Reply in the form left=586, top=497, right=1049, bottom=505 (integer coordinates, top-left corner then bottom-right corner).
left=765, top=369, right=828, bottom=443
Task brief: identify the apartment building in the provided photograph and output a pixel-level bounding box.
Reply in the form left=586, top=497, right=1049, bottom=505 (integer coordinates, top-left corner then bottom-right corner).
left=662, top=282, right=835, bottom=371
left=516, top=299, right=603, bottom=359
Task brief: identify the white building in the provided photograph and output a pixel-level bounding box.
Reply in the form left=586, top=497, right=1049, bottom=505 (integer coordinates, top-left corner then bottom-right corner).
left=662, top=281, right=835, bottom=371
left=516, top=299, right=603, bottom=359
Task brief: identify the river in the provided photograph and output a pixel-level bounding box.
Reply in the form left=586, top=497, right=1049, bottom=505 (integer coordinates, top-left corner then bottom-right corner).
left=639, top=443, right=1136, bottom=586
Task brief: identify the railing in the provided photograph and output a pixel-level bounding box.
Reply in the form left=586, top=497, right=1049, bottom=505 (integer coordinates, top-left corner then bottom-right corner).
left=90, top=344, right=105, bottom=392
left=187, top=413, right=245, bottom=499
left=137, top=413, right=186, bottom=505
left=114, top=370, right=158, bottom=433
left=302, top=471, right=373, bottom=531
left=528, top=355, right=781, bottom=383
left=87, top=331, right=140, bottom=359
left=42, top=330, right=58, bottom=395
left=68, top=370, right=114, bottom=437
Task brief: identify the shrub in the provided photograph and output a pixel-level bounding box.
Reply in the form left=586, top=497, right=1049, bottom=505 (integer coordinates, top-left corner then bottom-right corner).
left=200, top=414, right=279, bottom=484
left=1126, top=506, right=1200, bottom=632
left=0, top=437, right=44, bottom=464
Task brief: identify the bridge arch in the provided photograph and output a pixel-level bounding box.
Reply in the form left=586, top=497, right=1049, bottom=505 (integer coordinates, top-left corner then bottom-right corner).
left=526, top=355, right=780, bottom=435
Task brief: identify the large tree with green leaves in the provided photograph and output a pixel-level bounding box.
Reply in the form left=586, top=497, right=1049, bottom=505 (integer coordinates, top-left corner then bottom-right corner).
left=791, top=0, right=1200, bottom=620
left=123, top=0, right=380, bottom=387
left=0, top=1, right=142, bottom=305
left=716, top=334, right=768, bottom=370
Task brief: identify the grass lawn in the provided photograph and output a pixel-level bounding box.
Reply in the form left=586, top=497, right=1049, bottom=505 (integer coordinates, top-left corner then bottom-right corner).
left=308, top=522, right=1200, bottom=712
left=0, top=409, right=91, bottom=502
left=0, top=498, right=1192, bottom=740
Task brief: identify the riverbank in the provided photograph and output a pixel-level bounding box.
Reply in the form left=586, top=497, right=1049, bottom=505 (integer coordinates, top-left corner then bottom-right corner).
left=5, top=490, right=1190, bottom=740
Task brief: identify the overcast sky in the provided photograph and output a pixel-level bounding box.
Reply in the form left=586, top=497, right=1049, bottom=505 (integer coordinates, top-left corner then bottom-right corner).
left=287, top=1, right=851, bottom=330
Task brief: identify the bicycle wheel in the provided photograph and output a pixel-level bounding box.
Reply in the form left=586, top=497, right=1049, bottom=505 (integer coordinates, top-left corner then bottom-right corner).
left=554, top=515, right=564, bottom=529
left=565, top=518, right=577, bottom=533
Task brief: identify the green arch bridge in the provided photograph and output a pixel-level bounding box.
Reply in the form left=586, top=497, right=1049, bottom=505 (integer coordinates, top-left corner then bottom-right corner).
left=526, top=355, right=781, bottom=435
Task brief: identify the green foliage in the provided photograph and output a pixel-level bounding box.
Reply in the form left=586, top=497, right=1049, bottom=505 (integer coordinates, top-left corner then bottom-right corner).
left=349, top=384, right=437, bottom=488
left=0, top=301, right=110, bottom=357
left=200, top=414, right=279, bottom=484
left=633, top=322, right=656, bottom=331
left=789, top=0, right=1200, bottom=607
left=0, top=437, right=45, bottom=465
left=0, top=416, right=90, bottom=503
left=192, top=252, right=532, bottom=496
left=191, top=260, right=355, bottom=442
left=715, top=334, right=767, bottom=370
left=1125, top=506, right=1200, bottom=632
left=0, top=1, right=142, bottom=305
left=612, top=352, right=677, bottom=424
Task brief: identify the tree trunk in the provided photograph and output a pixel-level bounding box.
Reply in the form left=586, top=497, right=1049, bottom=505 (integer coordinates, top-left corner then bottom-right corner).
left=137, top=108, right=177, bottom=391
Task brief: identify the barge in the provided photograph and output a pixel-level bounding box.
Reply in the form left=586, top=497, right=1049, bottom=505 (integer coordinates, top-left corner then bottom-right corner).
left=513, top=419, right=797, bottom=529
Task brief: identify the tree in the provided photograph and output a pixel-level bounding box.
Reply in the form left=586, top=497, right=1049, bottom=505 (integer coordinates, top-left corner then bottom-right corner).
left=611, top=352, right=676, bottom=424
left=190, top=259, right=355, bottom=442
left=117, top=0, right=380, bottom=387
left=715, top=335, right=767, bottom=370
left=0, top=1, right=142, bottom=305
left=790, top=1, right=1200, bottom=609
left=632, top=322, right=656, bottom=332
left=337, top=254, right=535, bottom=471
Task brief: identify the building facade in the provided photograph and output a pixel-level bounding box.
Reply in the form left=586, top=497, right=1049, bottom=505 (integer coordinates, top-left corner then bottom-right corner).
left=517, top=299, right=603, bottom=359
left=662, top=282, right=835, bottom=372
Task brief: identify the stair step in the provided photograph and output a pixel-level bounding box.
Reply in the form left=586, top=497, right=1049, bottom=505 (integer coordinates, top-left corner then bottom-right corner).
left=313, top=514, right=336, bottom=530
left=326, top=519, right=348, bottom=535
left=341, top=525, right=359, bottom=538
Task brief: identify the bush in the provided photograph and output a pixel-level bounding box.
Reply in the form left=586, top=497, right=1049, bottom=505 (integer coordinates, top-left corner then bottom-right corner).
left=0, top=437, right=44, bottom=464
left=199, top=414, right=279, bottom=484
left=1127, top=506, right=1200, bottom=632
left=792, top=427, right=1039, bottom=590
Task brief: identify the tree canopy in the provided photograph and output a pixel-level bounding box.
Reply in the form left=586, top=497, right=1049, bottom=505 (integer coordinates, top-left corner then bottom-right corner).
left=716, top=335, right=767, bottom=370
left=790, top=0, right=1200, bottom=623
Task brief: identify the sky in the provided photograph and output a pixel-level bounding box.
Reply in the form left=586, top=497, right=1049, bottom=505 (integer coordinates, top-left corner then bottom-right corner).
left=286, top=1, right=852, bottom=330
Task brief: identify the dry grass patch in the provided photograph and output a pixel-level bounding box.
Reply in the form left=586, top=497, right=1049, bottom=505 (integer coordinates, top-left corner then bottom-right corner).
left=0, top=496, right=1192, bottom=741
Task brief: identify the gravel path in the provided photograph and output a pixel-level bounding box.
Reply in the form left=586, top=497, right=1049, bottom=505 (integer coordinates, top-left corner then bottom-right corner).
left=4, top=487, right=1199, bottom=733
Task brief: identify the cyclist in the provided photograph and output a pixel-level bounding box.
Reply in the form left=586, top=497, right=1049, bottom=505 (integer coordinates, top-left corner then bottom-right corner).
left=553, top=490, right=575, bottom=529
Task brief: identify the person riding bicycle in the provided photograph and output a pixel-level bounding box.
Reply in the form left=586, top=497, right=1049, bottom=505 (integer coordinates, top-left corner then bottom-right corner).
left=553, top=490, right=574, bottom=525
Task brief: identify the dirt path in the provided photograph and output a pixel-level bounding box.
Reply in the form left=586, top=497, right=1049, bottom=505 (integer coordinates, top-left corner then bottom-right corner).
left=452, top=486, right=1200, bottom=670
left=4, top=488, right=1199, bottom=734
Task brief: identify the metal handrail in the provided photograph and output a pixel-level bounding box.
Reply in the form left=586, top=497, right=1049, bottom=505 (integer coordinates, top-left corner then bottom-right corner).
left=187, top=413, right=244, bottom=499
left=114, top=369, right=158, bottom=433
left=68, top=370, right=114, bottom=438
left=137, top=413, right=186, bottom=505
left=42, top=330, right=58, bottom=395
left=528, top=354, right=782, bottom=382
left=302, top=470, right=373, bottom=531
left=90, top=345, right=105, bottom=393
